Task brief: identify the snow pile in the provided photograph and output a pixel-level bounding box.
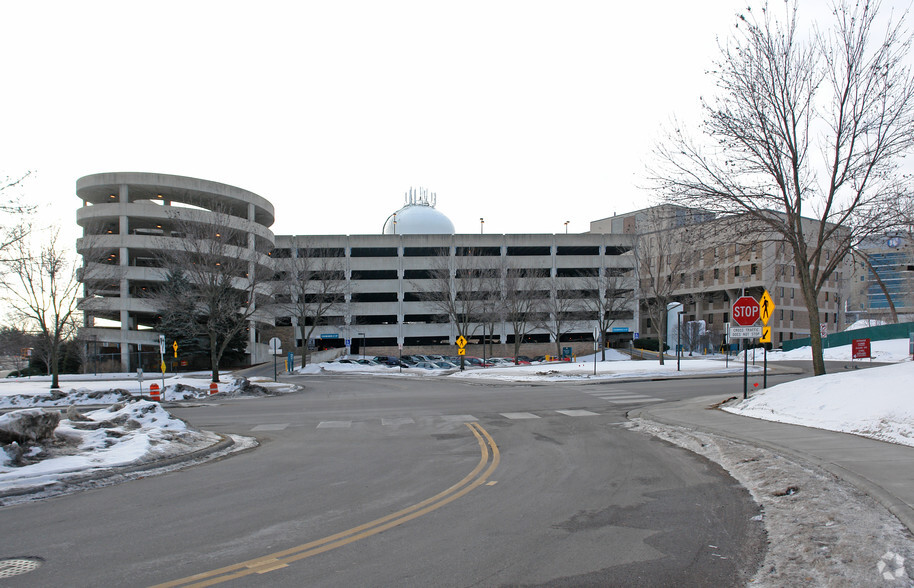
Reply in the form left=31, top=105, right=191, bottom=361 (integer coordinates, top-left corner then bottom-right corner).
left=844, top=319, right=886, bottom=331
left=723, top=362, right=914, bottom=447
left=0, top=375, right=299, bottom=409
left=763, top=338, right=912, bottom=363
left=0, top=400, right=221, bottom=495
left=451, top=358, right=760, bottom=382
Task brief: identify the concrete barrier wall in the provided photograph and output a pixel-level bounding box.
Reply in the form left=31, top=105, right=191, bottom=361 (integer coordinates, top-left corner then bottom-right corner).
left=781, top=321, right=914, bottom=351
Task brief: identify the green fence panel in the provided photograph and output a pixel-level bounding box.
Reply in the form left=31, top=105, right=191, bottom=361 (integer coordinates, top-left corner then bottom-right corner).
left=781, top=321, right=914, bottom=351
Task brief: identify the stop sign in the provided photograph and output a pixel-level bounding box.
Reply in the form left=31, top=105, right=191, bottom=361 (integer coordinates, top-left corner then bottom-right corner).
left=732, top=296, right=760, bottom=326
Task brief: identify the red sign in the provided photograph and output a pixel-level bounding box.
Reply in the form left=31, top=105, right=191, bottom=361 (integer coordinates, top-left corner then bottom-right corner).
left=852, top=338, right=871, bottom=359
left=731, top=296, right=760, bottom=326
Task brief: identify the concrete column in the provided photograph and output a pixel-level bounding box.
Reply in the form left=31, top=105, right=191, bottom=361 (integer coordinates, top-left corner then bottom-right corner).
left=118, top=184, right=131, bottom=371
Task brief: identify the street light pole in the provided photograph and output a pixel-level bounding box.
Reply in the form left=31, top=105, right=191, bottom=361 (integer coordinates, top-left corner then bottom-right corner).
left=677, top=311, right=684, bottom=371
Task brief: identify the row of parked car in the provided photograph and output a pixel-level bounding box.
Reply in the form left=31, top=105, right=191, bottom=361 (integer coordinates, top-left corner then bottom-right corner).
left=333, top=354, right=542, bottom=370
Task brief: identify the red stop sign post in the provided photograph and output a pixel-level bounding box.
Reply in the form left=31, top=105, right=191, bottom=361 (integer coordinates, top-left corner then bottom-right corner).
left=732, top=295, right=760, bottom=326
left=732, top=295, right=760, bottom=399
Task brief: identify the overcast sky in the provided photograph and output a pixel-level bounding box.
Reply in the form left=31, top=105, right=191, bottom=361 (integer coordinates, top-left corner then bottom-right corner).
left=2, top=1, right=903, bottom=243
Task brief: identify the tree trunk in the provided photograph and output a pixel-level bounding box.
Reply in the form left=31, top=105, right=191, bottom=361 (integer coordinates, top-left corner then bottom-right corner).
left=658, top=312, right=666, bottom=365
left=800, top=281, right=827, bottom=376
left=49, top=343, right=60, bottom=390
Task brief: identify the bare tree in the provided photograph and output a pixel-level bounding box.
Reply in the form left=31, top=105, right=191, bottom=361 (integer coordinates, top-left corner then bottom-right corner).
left=499, top=264, right=545, bottom=362
left=652, top=1, right=914, bottom=375
left=537, top=274, right=587, bottom=359
left=153, top=210, right=272, bottom=383
left=278, top=248, right=346, bottom=367
left=579, top=268, right=635, bottom=360
left=0, top=172, right=35, bottom=257
left=633, top=207, right=702, bottom=365
left=1, top=227, right=81, bottom=388
left=411, top=249, right=487, bottom=369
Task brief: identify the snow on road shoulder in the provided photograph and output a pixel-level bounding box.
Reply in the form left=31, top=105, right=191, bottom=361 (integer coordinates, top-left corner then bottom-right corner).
left=723, top=361, right=914, bottom=447
left=450, top=358, right=760, bottom=382
left=0, top=373, right=300, bottom=408
left=763, top=337, right=912, bottom=363
left=0, top=400, right=221, bottom=495
left=627, top=418, right=914, bottom=587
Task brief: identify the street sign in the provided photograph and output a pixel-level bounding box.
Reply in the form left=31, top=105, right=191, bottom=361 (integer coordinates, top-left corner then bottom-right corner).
left=345, top=339, right=351, bottom=346
left=852, top=339, right=871, bottom=359
left=732, top=296, right=760, bottom=326
left=269, top=337, right=282, bottom=354
left=759, top=290, right=775, bottom=325
left=158, top=334, right=166, bottom=355
left=729, top=326, right=762, bottom=338
left=456, top=335, right=467, bottom=348
left=760, top=325, right=771, bottom=343
left=458, top=348, right=466, bottom=356
left=321, top=333, right=339, bottom=339
left=172, top=340, right=178, bottom=358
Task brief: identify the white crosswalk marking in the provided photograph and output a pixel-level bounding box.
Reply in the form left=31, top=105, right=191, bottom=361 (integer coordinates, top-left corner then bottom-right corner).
left=381, top=417, right=415, bottom=426
left=251, top=424, right=289, bottom=431
left=556, top=409, right=600, bottom=417
left=317, top=421, right=352, bottom=428
left=500, top=412, right=541, bottom=420
left=440, top=414, right=478, bottom=422
left=588, top=389, right=664, bottom=405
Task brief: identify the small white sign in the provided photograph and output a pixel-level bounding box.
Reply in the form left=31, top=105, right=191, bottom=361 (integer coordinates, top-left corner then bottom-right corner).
left=269, top=337, right=282, bottom=354
left=729, top=326, right=762, bottom=338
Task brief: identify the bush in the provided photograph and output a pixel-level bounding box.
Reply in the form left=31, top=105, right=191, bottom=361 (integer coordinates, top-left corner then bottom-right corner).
left=632, top=337, right=669, bottom=352
left=6, top=367, right=44, bottom=378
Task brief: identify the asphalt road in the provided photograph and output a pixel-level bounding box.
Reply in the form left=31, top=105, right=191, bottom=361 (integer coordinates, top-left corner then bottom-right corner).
left=0, top=369, right=822, bottom=587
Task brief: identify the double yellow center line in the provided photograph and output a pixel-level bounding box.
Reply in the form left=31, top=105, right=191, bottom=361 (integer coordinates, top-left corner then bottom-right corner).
left=153, top=422, right=499, bottom=587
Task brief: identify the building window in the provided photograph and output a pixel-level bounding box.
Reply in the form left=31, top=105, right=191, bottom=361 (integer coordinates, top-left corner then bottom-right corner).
left=791, top=288, right=794, bottom=299
left=734, top=266, right=741, bottom=277
left=780, top=309, right=784, bottom=321
left=750, top=263, right=757, bottom=275
left=790, top=310, right=794, bottom=320
left=714, top=268, right=720, bottom=279
left=780, top=287, right=784, bottom=297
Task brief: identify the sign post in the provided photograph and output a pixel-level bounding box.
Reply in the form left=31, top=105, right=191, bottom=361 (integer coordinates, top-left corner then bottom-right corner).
left=759, top=290, right=775, bottom=388
left=158, top=334, right=166, bottom=397
left=269, top=337, right=282, bottom=382
left=456, top=335, right=468, bottom=371
left=732, top=296, right=761, bottom=399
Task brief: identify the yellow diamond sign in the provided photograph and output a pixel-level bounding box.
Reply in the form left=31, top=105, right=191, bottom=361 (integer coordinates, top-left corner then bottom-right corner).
left=759, top=290, right=775, bottom=325
left=760, top=325, right=772, bottom=343
left=456, top=335, right=467, bottom=348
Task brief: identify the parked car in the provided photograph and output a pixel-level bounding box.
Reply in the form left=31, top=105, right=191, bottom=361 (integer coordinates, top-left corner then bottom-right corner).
left=463, top=356, right=494, bottom=367
left=412, top=361, right=442, bottom=370
left=433, top=360, right=458, bottom=369
left=373, top=356, right=406, bottom=367
left=355, top=358, right=378, bottom=366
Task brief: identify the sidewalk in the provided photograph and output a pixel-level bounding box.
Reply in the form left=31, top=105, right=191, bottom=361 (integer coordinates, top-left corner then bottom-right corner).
left=630, top=394, right=914, bottom=534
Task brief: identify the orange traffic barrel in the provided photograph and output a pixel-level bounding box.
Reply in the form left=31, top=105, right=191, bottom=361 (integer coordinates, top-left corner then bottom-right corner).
left=209, top=382, right=218, bottom=395
left=149, top=383, right=161, bottom=401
